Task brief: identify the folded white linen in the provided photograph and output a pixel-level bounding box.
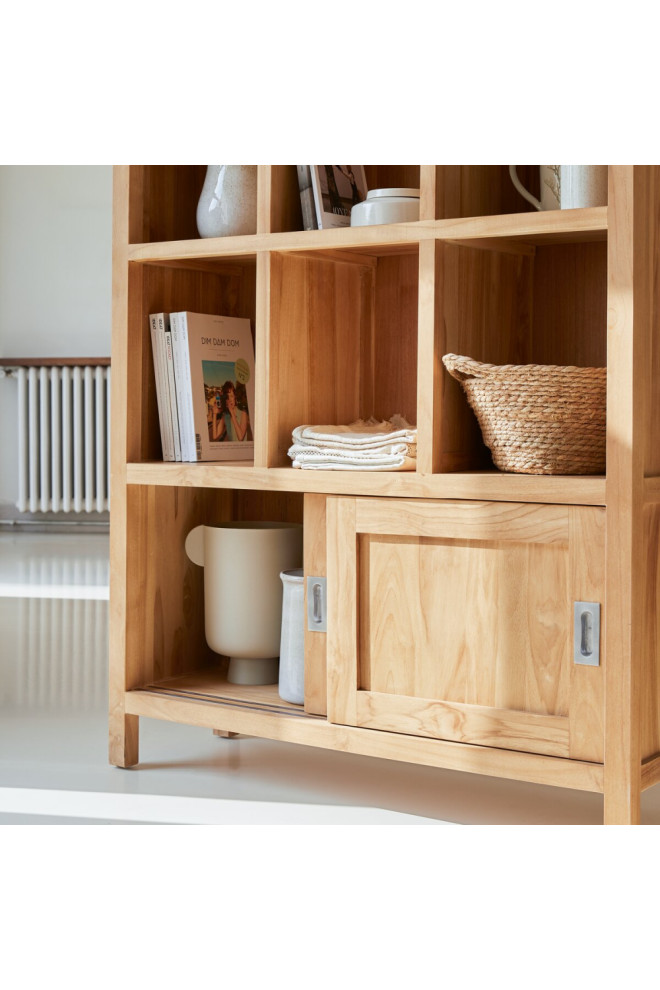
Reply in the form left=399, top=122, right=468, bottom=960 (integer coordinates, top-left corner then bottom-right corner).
left=289, top=440, right=413, bottom=459
left=291, top=415, right=416, bottom=452
left=288, top=415, right=417, bottom=471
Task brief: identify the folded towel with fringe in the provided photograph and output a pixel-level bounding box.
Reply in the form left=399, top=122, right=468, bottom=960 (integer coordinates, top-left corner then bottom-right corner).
left=288, top=415, right=417, bottom=471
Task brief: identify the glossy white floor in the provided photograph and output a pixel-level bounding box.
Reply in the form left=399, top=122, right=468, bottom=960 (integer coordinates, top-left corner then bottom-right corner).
left=2, top=532, right=660, bottom=825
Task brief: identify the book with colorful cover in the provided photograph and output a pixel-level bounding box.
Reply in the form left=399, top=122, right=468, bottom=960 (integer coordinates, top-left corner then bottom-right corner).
left=170, top=311, right=255, bottom=462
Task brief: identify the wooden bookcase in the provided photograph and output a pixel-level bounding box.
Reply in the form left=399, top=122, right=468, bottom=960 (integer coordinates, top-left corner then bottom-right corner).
left=110, top=165, right=660, bottom=825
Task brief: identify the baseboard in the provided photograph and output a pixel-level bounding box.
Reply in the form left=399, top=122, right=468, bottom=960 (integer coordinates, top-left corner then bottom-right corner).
left=0, top=499, right=109, bottom=533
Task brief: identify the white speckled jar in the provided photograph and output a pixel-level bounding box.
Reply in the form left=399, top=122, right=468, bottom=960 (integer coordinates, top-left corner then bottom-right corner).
left=196, top=165, right=258, bottom=237
left=278, top=568, right=305, bottom=705
left=350, top=188, right=420, bottom=226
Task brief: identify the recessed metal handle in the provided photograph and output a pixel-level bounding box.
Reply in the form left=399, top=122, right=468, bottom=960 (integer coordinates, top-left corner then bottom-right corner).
left=307, top=576, right=327, bottom=632
left=574, top=602, right=600, bottom=666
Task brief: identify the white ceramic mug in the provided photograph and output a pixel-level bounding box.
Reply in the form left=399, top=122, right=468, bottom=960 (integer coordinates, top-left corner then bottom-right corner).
left=509, top=165, right=608, bottom=211
left=185, top=521, right=303, bottom=684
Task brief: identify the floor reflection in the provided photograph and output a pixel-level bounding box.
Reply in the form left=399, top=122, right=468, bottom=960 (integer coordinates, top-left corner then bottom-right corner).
left=0, top=533, right=108, bottom=599
left=10, top=598, right=108, bottom=711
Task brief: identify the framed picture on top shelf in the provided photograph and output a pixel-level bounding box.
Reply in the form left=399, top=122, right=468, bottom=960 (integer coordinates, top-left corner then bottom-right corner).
left=309, top=166, right=368, bottom=228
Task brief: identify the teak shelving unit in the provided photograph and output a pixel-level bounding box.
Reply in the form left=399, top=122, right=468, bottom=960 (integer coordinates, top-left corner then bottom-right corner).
left=110, top=165, right=660, bottom=825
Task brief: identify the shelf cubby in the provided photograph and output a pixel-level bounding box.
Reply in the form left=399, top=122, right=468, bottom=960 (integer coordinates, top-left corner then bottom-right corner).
left=434, top=235, right=607, bottom=474
left=124, top=484, right=303, bottom=692
left=128, top=256, right=258, bottom=464
left=126, top=165, right=304, bottom=244
left=128, top=166, right=207, bottom=244
left=266, top=246, right=419, bottom=468
left=432, top=165, right=540, bottom=220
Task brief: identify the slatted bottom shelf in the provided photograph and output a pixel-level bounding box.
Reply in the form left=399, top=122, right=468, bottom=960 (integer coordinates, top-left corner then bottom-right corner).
left=124, top=669, right=604, bottom=794
left=133, top=668, right=316, bottom=720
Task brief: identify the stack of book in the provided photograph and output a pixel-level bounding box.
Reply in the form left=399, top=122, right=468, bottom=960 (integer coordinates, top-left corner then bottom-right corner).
left=149, top=311, right=255, bottom=462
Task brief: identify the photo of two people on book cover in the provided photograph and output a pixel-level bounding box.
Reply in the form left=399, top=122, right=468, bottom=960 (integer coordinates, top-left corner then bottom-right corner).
left=203, top=360, right=253, bottom=444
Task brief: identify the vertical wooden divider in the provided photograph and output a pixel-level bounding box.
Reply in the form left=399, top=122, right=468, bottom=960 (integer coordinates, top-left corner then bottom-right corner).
left=109, top=165, right=139, bottom=768
left=304, top=494, right=328, bottom=715
left=326, top=497, right=358, bottom=726
left=256, top=166, right=275, bottom=468
left=568, top=506, right=606, bottom=763
left=416, top=239, right=441, bottom=474
left=256, top=165, right=272, bottom=235
left=604, top=166, right=651, bottom=823
left=419, top=166, right=437, bottom=222
left=254, top=250, right=271, bottom=468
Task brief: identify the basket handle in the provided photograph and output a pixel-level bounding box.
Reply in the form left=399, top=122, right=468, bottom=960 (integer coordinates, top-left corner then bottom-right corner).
left=442, top=354, right=489, bottom=383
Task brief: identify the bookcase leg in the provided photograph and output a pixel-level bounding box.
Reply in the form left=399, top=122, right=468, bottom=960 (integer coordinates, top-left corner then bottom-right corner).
left=603, top=775, right=641, bottom=824
left=109, top=712, right=139, bottom=768
left=213, top=729, right=239, bottom=738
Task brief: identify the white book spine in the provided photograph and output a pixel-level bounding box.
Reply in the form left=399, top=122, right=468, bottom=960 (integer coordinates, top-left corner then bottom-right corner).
left=161, top=316, right=182, bottom=461
left=156, top=312, right=176, bottom=461
left=170, top=312, right=196, bottom=461
left=149, top=314, right=174, bottom=461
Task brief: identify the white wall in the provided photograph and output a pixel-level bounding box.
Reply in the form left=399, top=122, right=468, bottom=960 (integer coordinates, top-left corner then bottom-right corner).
left=0, top=166, right=112, bottom=508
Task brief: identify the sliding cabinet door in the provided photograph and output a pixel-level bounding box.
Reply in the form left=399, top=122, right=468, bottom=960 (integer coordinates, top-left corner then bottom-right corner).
left=327, top=498, right=604, bottom=762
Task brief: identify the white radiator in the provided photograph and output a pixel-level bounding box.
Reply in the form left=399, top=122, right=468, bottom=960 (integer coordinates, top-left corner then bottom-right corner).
left=15, top=365, right=111, bottom=514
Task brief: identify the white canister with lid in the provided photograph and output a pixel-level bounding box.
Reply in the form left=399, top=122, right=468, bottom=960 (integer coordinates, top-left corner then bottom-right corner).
left=350, top=188, right=420, bottom=227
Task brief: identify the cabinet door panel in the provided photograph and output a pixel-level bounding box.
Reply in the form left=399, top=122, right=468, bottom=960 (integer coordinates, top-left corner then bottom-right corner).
left=327, top=498, right=604, bottom=762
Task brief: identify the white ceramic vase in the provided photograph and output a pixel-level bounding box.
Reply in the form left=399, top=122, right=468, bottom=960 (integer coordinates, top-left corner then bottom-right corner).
left=278, top=568, right=305, bottom=705
left=196, top=165, right=258, bottom=237
left=185, top=521, right=303, bottom=684
left=509, top=165, right=608, bottom=210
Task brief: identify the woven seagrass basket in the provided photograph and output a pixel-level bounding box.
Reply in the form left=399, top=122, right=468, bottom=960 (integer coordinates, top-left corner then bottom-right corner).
left=442, top=354, right=606, bottom=475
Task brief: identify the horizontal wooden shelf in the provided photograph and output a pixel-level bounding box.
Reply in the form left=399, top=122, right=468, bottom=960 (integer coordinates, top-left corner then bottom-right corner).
left=126, top=207, right=608, bottom=265
left=125, top=674, right=604, bottom=793
left=434, top=206, right=607, bottom=246
left=125, top=462, right=606, bottom=505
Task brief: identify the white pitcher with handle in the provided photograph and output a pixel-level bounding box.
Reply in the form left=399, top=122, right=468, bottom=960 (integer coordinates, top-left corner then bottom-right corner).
left=509, top=165, right=607, bottom=210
